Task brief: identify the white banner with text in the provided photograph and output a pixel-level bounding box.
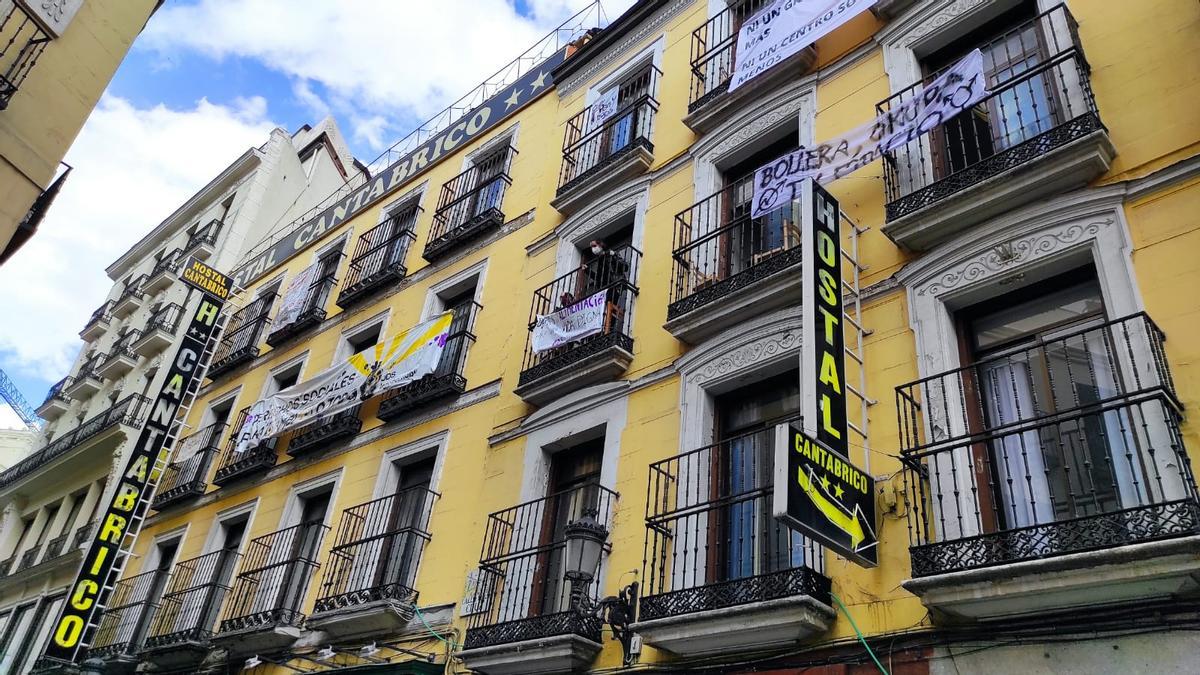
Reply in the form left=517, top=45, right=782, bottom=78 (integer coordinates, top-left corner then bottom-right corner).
left=532, top=290, right=607, bottom=353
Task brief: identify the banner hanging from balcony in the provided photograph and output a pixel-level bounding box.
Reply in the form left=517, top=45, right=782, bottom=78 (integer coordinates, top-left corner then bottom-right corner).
left=751, top=48, right=989, bottom=217
left=233, top=312, right=454, bottom=453
left=730, top=0, right=877, bottom=93
left=588, top=88, right=620, bottom=131
left=273, top=263, right=319, bottom=329
left=531, top=290, right=607, bottom=353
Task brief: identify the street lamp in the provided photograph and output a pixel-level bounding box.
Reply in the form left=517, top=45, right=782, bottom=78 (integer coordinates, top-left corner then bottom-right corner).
left=563, top=508, right=639, bottom=667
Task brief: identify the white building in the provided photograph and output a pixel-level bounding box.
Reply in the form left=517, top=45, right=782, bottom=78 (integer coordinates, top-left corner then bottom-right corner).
left=0, top=118, right=361, bottom=673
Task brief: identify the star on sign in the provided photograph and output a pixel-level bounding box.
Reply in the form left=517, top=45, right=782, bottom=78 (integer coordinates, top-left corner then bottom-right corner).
left=834, top=484, right=845, bottom=499
left=504, top=88, right=522, bottom=110
left=530, top=71, right=548, bottom=91
left=820, top=475, right=831, bottom=492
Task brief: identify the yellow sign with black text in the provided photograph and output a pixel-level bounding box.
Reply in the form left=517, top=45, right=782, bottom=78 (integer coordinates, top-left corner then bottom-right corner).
left=179, top=256, right=231, bottom=301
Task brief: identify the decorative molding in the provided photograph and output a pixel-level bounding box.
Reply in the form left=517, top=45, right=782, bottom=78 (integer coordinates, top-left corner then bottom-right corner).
left=557, top=0, right=693, bottom=97
left=555, top=181, right=649, bottom=246
left=690, top=330, right=801, bottom=386
left=895, top=0, right=990, bottom=49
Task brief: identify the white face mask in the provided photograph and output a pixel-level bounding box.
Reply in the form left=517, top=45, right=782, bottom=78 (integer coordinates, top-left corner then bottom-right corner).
left=590, top=245, right=603, bottom=255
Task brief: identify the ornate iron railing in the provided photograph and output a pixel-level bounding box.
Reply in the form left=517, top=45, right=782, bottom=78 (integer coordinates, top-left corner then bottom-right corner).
left=879, top=5, right=1103, bottom=221
left=81, top=301, right=112, bottom=336
left=153, top=422, right=227, bottom=510
left=686, top=0, right=772, bottom=111
left=337, top=205, right=420, bottom=309
left=116, top=275, right=148, bottom=306
left=518, top=245, right=640, bottom=387
left=377, top=301, right=480, bottom=420
left=15, top=545, right=39, bottom=572
left=0, top=555, right=12, bottom=575
left=0, top=3, right=50, bottom=110
left=145, top=549, right=240, bottom=650
left=557, top=65, right=659, bottom=195
left=44, top=530, right=70, bottom=559
left=208, top=293, right=277, bottom=378
left=40, top=376, right=71, bottom=408
left=145, top=303, right=184, bottom=335
left=315, top=486, right=438, bottom=613
left=150, top=249, right=183, bottom=279
left=668, top=172, right=800, bottom=319
left=186, top=218, right=223, bottom=252
left=464, top=483, right=618, bottom=649
left=105, top=330, right=141, bottom=364
left=424, top=145, right=515, bottom=261
left=265, top=260, right=341, bottom=346
left=90, top=568, right=168, bottom=658
left=286, top=404, right=363, bottom=457
left=219, top=522, right=329, bottom=633
left=0, top=394, right=150, bottom=489
left=73, top=521, right=96, bottom=548
left=641, top=425, right=829, bottom=621
left=213, top=406, right=278, bottom=485
left=897, top=313, right=1200, bottom=576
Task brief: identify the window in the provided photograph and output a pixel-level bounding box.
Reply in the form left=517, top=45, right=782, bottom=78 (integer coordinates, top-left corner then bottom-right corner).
left=0, top=602, right=38, bottom=673
left=535, top=440, right=604, bottom=615
left=718, top=129, right=802, bottom=277
left=264, top=359, right=305, bottom=397
left=204, top=394, right=236, bottom=429
left=61, top=489, right=88, bottom=539
left=15, top=594, right=65, bottom=674
left=32, top=502, right=60, bottom=550
left=339, top=319, right=384, bottom=361
left=275, top=486, right=332, bottom=612
left=425, top=268, right=483, bottom=381
left=374, top=456, right=435, bottom=593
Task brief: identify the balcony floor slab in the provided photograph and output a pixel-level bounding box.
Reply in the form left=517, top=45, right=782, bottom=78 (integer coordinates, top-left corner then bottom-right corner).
left=632, top=594, right=834, bottom=658
left=551, top=142, right=652, bottom=214
left=306, top=598, right=415, bottom=640
left=458, top=633, right=602, bottom=675
left=514, top=342, right=633, bottom=406
left=211, top=624, right=302, bottom=658
left=665, top=251, right=802, bottom=345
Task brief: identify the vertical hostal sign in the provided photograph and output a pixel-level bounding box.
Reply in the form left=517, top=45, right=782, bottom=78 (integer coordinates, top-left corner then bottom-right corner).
left=43, top=257, right=230, bottom=662
left=773, top=179, right=878, bottom=567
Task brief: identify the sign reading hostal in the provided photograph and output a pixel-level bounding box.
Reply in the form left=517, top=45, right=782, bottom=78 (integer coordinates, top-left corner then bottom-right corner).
left=774, top=424, right=877, bottom=566
left=180, top=256, right=232, bottom=300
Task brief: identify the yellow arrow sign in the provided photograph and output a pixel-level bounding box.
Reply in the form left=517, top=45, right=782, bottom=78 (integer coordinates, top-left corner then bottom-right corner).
left=797, top=465, right=870, bottom=550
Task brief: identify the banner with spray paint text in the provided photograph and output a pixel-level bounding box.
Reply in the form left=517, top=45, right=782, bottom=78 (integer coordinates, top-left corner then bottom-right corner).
left=233, top=312, right=454, bottom=453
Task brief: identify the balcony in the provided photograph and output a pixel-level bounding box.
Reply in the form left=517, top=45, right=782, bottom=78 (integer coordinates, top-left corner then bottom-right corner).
left=65, top=356, right=105, bottom=398
left=0, top=395, right=150, bottom=493
left=112, top=275, right=148, bottom=319
left=145, top=249, right=183, bottom=294
left=152, top=422, right=226, bottom=511
left=0, top=3, right=50, bottom=111
left=308, top=487, right=437, bottom=639
left=377, top=302, right=479, bottom=421
left=336, top=208, right=419, bottom=310
left=134, top=304, right=183, bottom=358
left=98, top=331, right=141, bottom=379
left=285, top=404, right=362, bottom=458
left=207, top=294, right=276, bottom=379
left=89, top=569, right=164, bottom=668
left=880, top=6, right=1114, bottom=251
left=897, top=313, right=1200, bottom=620
left=214, top=522, right=329, bottom=656
left=422, top=146, right=515, bottom=262
left=666, top=175, right=802, bottom=343
left=14, top=546, right=39, bottom=573
left=35, top=377, right=72, bottom=420
left=459, top=484, right=618, bottom=675
left=683, top=0, right=815, bottom=132
left=212, top=407, right=278, bottom=486
left=514, top=246, right=640, bottom=406
left=142, top=550, right=239, bottom=669
left=633, top=427, right=833, bottom=656
left=80, top=302, right=112, bottom=341
left=185, top=219, right=222, bottom=260
left=551, top=66, right=659, bottom=214
left=265, top=266, right=338, bottom=347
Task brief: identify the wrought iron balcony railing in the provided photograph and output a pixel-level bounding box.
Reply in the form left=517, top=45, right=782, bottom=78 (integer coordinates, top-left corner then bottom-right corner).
left=144, top=549, right=240, bottom=651
left=81, top=301, right=112, bottom=338
left=106, top=330, right=141, bottom=362
left=265, top=262, right=340, bottom=346
left=897, top=313, right=1200, bottom=577
left=377, top=301, right=480, bottom=421
left=286, top=404, right=363, bottom=458
left=15, top=545, right=40, bottom=572
left=45, top=530, right=71, bottom=559
left=186, top=218, right=223, bottom=252
left=40, top=376, right=71, bottom=408
left=556, top=65, right=659, bottom=197
left=208, top=293, right=277, bottom=379
left=152, top=422, right=227, bottom=511
left=150, top=249, right=183, bottom=278
left=219, top=521, right=329, bottom=633
left=641, top=425, right=829, bottom=621
left=73, top=521, right=96, bottom=548
left=336, top=206, right=420, bottom=309
left=0, top=555, right=12, bottom=576
left=423, top=145, right=515, bottom=261
left=90, top=568, right=167, bottom=658
left=0, top=3, right=50, bottom=110
left=880, top=5, right=1102, bottom=222
left=464, top=483, right=618, bottom=649
left=145, top=303, right=183, bottom=335
left=212, top=407, right=278, bottom=486
left=668, top=173, right=800, bottom=320
left=518, top=245, right=641, bottom=387
left=315, top=486, right=438, bottom=613
left=686, top=0, right=774, bottom=112
left=0, top=394, right=150, bottom=490
left=116, top=275, right=148, bottom=306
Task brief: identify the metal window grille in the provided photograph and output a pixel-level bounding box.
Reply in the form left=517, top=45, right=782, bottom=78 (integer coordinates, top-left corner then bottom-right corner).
left=557, top=65, right=660, bottom=193
left=0, top=4, right=50, bottom=110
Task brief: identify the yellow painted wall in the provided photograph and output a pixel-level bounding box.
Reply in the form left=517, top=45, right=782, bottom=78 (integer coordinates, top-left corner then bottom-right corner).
left=128, top=0, right=1200, bottom=671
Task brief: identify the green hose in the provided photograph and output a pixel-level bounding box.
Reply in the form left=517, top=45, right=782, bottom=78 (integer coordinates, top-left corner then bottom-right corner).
left=831, top=592, right=890, bottom=675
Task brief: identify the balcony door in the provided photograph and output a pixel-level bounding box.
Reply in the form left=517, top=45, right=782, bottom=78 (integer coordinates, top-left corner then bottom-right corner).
left=374, top=458, right=435, bottom=594
left=717, top=131, right=799, bottom=280
left=712, top=371, right=804, bottom=582
left=961, top=271, right=1146, bottom=532
left=433, top=290, right=476, bottom=380
left=190, top=519, right=246, bottom=635
left=258, top=490, right=330, bottom=617
left=533, top=440, right=604, bottom=616
left=467, top=145, right=509, bottom=220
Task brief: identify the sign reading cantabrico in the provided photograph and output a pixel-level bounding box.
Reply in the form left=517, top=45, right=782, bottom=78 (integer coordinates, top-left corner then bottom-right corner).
left=232, top=47, right=568, bottom=289
left=43, top=286, right=228, bottom=662
left=180, top=255, right=232, bottom=300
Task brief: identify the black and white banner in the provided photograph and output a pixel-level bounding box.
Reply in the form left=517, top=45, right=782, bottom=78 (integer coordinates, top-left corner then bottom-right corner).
left=531, top=290, right=607, bottom=353
left=752, top=49, right=989, bottom=217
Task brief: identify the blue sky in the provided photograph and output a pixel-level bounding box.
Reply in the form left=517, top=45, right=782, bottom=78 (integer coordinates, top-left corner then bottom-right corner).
left=0, top=0, right=632, bottom=428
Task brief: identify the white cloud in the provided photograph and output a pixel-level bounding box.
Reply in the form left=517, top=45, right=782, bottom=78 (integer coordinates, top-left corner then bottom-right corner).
left=0, top=95, right=276, bottom=387
left=141, top=0, right=637, bottom=149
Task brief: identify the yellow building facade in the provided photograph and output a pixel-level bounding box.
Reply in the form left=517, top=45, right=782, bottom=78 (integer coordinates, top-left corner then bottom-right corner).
left=0, top=0, right=159, bottom=263
left=62, top=0, right=1200, bottom=673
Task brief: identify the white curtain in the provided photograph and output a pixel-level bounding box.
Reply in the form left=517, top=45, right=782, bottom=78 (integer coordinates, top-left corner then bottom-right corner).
left=981, top=360, right=1054, bottom=527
